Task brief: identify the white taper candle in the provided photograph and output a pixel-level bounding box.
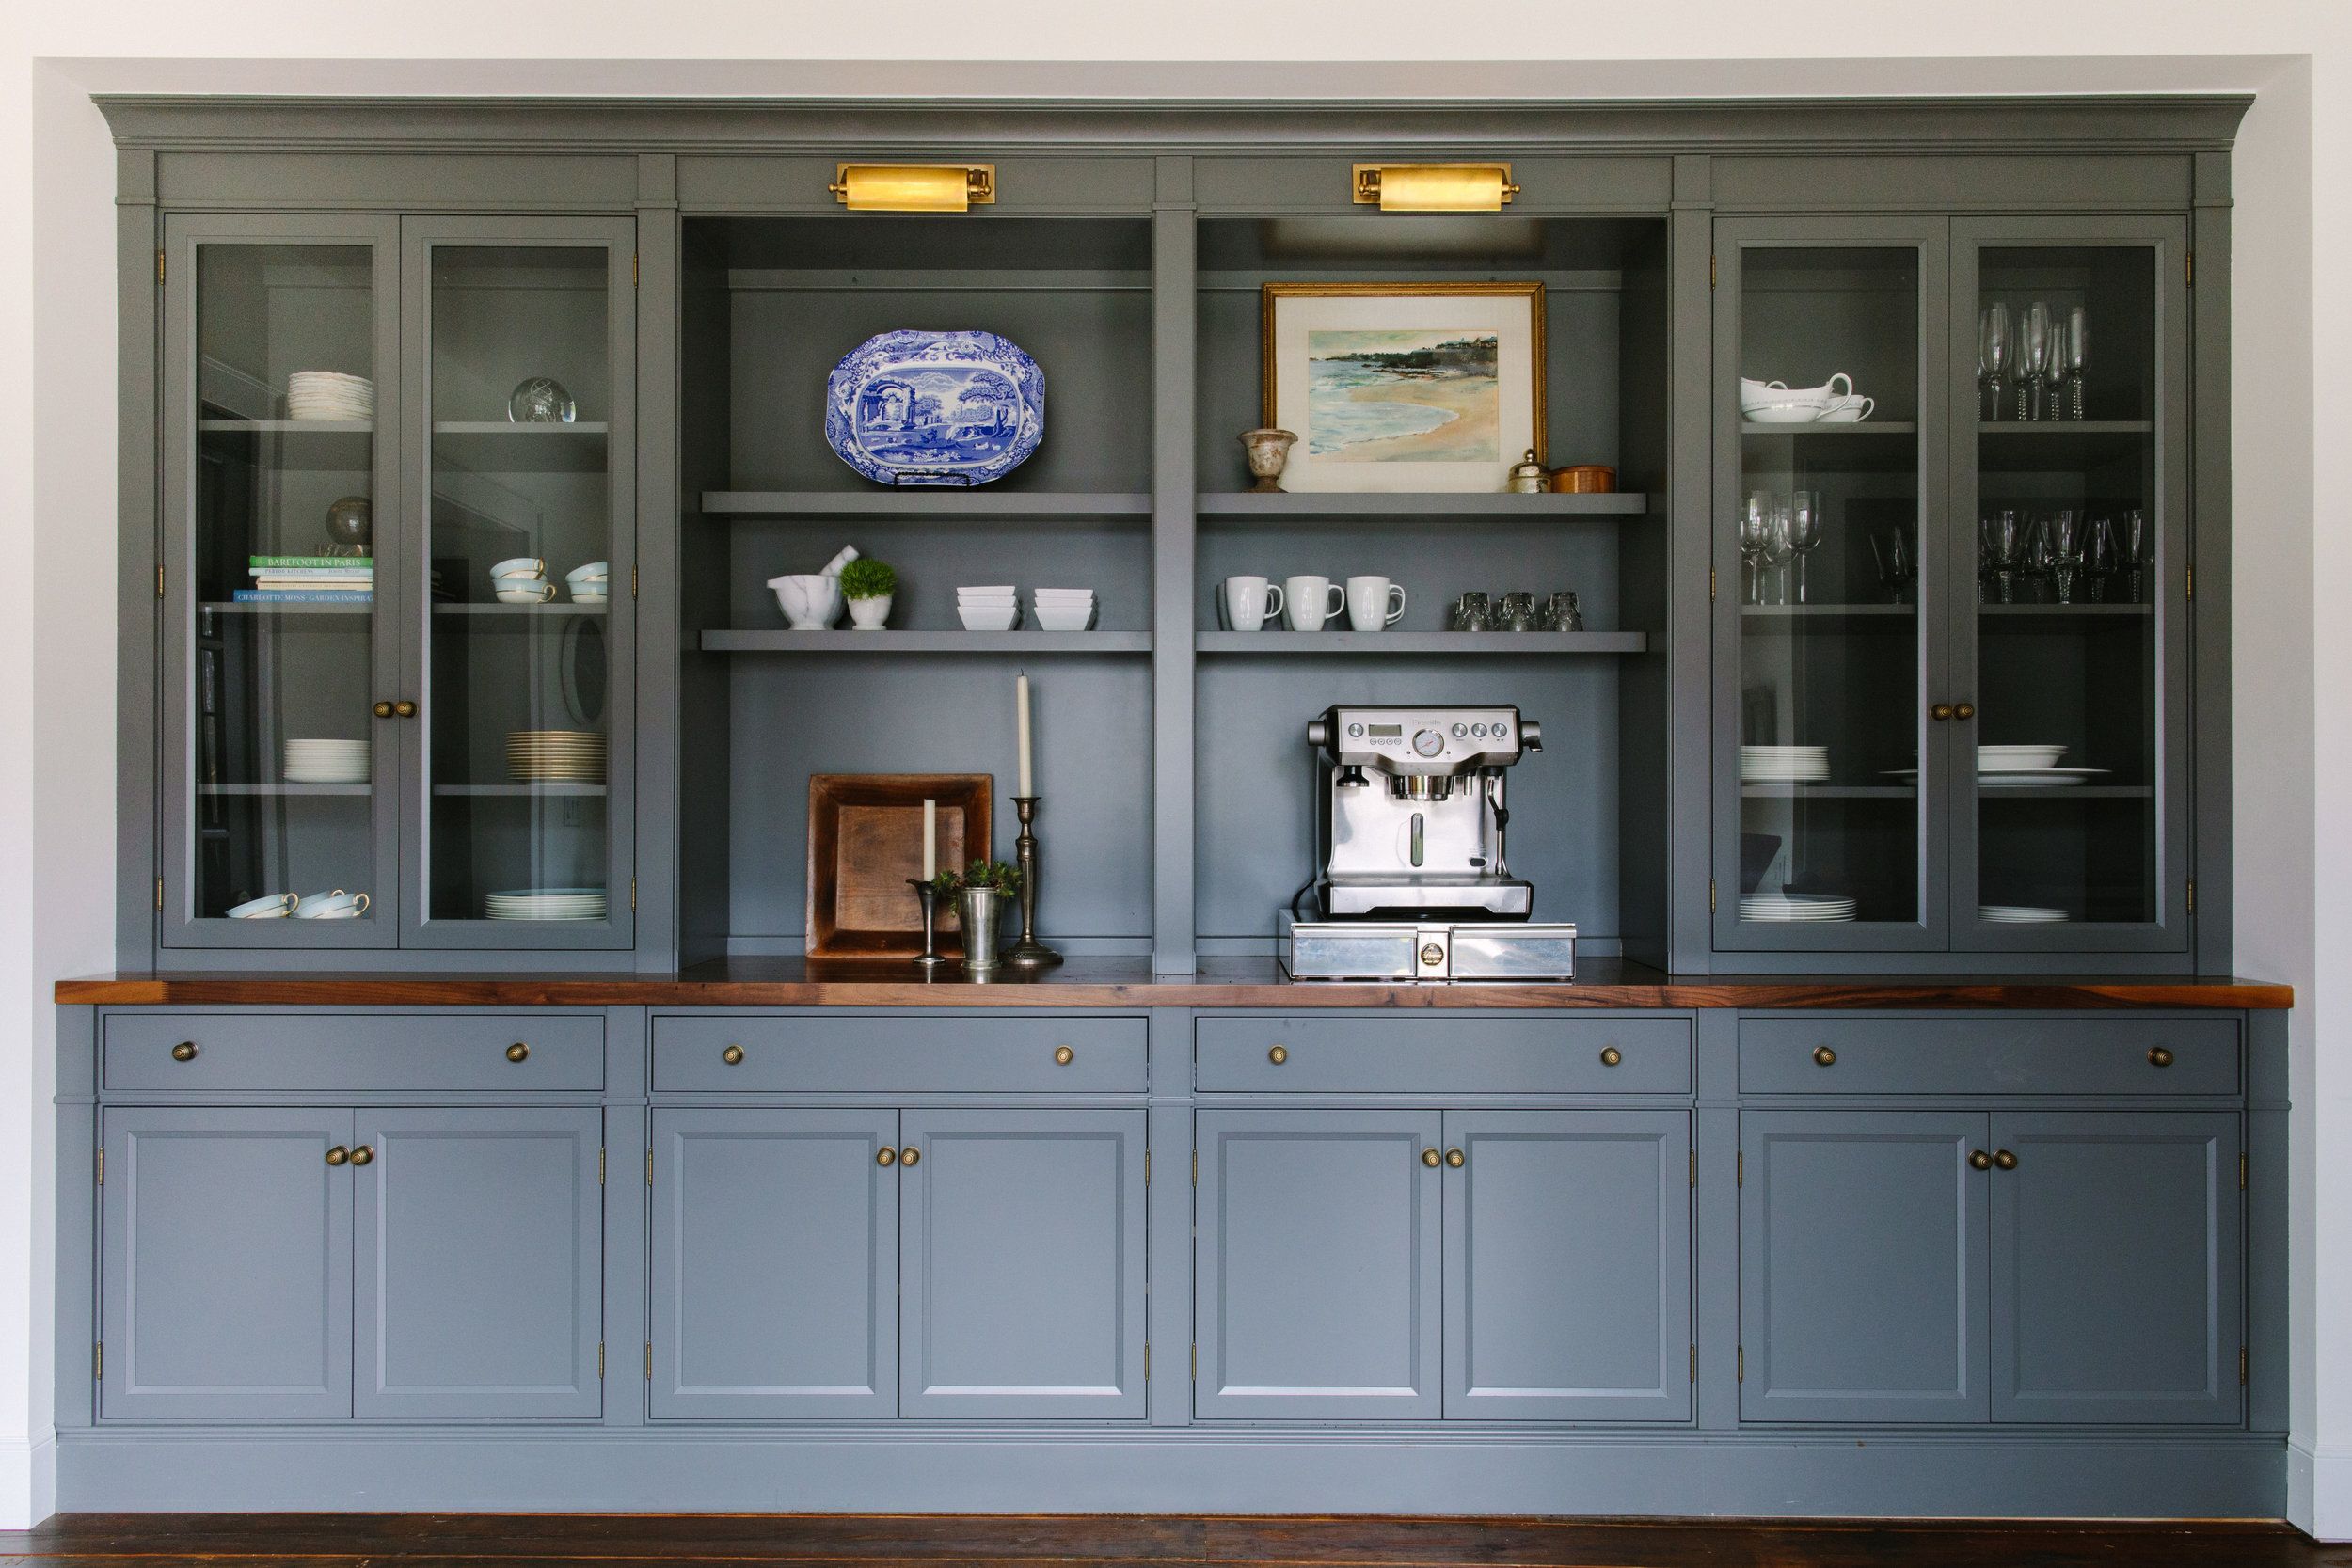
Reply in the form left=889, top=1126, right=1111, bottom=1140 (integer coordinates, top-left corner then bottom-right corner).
left=922, top=798, right=936, bottom=881
left=1016, top=673, right=1034, bottom=797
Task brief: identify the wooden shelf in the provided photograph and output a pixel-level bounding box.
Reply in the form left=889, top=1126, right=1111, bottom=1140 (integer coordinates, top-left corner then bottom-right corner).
left=1197, top=492, right=1647, bottom=520
left=199, top=784, right=369, bottom=797
left=1197, top=631, right=1647, bottom=656
left=702, top=630, right=1152, bottom=654
left=703, top=491, right=1152, bottom=519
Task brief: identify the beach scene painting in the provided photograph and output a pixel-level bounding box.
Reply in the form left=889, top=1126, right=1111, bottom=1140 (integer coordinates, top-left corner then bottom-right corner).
left=1306, top=329, right=1501, bottom=463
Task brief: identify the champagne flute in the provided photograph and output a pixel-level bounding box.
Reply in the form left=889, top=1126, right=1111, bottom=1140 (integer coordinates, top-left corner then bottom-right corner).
left=1980, top=302, right=2011, bottom=422
left=1872, top=526, right=1915, bottom=605
left=2020, top=302, right=2051, bottom=421
left=2121, top=507, right=2151, bottom=603
left=2021, top=515, right=2056, bottom=601
left=2065, top=304, right=2089, bottom=420
left=2083, top=515, right=2119, bottom=603
left=1739, top=492, right=1772, bottom=604
left=1980, top=509, right=2024, bottom=604
left=1788, top=489, right=1825, bottom=604
left=2046, top=510, right=2084, bottom=604
left=1762, top=501, right=1798, bottom=607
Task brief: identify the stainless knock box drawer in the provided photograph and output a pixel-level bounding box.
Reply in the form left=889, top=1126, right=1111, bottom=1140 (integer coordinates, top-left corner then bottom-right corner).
left=1738, top=1016, right=2240, bottom=1096
left=653, top=1015, right=1147, bottom=1094
left=102, top=1012, right=605, bottom=1093
left=1196, top=1016, right=1692, bottom=1095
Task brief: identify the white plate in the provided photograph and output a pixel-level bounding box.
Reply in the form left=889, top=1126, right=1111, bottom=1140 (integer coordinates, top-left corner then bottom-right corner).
left=1979, top=770, right=2098, bottom=787
left=1742, top=404, right=1829, bottom=424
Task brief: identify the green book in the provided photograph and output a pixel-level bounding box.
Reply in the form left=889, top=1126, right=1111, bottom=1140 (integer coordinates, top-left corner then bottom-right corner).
left=247, top=554, right=373, bottom=569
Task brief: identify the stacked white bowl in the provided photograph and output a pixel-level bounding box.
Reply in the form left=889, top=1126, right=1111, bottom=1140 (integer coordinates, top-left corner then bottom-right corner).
left=1030, top=588, right=1097, bottom=631
left=489, top=556, right=555, bottom=605
left=958, top=585, right=1021, bottom=632
left=565, top=561, right=610, bottom=604
left=1740, top=744, right=1830, bottom=783
left=286, top=370, right=373, bottom=422
left=485, top=887, right=609, bottom=922
left=283, top=737, right=370, bottom=784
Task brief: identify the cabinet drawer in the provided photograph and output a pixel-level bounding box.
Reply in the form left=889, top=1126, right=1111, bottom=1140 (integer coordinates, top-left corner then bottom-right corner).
left=1738, top=1016, right=2238, bottom=1096
left=102, top=1012, right=605, bottom=1093
left=652, top=1015, right=1146, bottom=1094
left=1196, top=1016, right=1692, bottom=1095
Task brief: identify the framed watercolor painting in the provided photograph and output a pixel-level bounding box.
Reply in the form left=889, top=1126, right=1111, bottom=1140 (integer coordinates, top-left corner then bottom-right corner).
left=1260, top=281, right=1546, bottom=493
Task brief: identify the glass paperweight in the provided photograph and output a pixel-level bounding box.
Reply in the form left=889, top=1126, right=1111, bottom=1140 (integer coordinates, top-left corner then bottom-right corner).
left=506, top=376, right=578, bottom=424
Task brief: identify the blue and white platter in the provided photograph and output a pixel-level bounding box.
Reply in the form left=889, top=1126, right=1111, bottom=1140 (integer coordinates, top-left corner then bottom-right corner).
left=824, top=329, right=1045, bottom=487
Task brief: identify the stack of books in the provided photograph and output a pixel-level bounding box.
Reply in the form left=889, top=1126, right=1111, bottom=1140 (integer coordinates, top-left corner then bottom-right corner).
left=236, top=555, right=374, bottom=604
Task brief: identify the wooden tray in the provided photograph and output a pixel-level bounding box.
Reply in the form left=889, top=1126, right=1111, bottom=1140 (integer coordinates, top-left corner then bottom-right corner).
left=805, top=774, right=992, bottom=958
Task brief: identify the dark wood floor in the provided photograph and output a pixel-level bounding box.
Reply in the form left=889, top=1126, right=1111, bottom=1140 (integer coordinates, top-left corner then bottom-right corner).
left=0, top=1515, right=2343, bottom=1568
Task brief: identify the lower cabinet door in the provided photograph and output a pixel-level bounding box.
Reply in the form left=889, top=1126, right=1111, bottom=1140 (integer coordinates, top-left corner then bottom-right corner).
left=1740, top=1111, right=1990, bottom=1423
left=352, top=1107, right=604, bottom=1418
left=649, top=1108, right=899, bottom=1418
left=1195, top=1109, right=1443, bottom=1419
left=898, top=1109, right=1147, bottom=1418
left=100, top=1107, right=355, bottom=1419
left=1989, top=1111, right=2243, bottom=1424
left=1443, top=1110, right=1692, bottom=1421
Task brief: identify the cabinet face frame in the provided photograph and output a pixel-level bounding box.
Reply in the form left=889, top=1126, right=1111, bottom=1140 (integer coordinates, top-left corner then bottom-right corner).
left=157, top=213, right=407, bottom=950
left=1947, top=215, right=2194, bottom=954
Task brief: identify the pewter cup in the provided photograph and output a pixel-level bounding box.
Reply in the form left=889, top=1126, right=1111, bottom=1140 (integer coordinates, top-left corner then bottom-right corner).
left=959, top=887, right=1005, bottom=974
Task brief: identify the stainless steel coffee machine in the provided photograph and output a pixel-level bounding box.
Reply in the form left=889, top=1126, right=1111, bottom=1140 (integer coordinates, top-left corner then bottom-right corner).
left=1279, top=704, right=1578, bottom=982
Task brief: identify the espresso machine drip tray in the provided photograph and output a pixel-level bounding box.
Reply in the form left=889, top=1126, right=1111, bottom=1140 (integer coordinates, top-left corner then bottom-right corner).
left=1279, top=911, right=1577, bottom=983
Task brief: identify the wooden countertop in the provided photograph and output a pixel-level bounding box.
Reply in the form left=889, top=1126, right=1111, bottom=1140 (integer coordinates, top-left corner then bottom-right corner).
left=54, top=957, right=2293, bottom=1010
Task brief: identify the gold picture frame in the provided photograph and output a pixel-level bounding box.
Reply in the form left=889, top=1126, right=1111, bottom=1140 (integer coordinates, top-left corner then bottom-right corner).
left=1261, top=281, right=1547, bottom=493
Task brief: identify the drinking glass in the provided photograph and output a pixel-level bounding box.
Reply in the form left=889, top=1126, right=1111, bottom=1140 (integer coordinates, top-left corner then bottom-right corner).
left=1788, top=489, right=1825, bottom=605
left=2065, top=304, right=2089, bottom=420
left=2041, top=313, right=2070, bottom=421
left=2045, top=510, right=2084, bottom=604
left=1542, top=591, right=1583, bottom=632
left=1761, top=502, right=1798, bottom=607
left=1872, top=526, right=1915, bottom=605
left=2083, top=515, right=2119, bottom=603
left=1499, top=591, right=1537, bottom=632
left=1980, top=509, right=2025, bottom=604
left=2020, top=515, right=2057, bottom=601
left=1980, top=302, right=2011, bottom=421
left=2120, top=508, right=2151, bottom=603
left=1452, top=591, right=1491, bottom=631
left=1739, top=492, right=1772, bottom=604
left=2019, top=302, right=2051, bottom=421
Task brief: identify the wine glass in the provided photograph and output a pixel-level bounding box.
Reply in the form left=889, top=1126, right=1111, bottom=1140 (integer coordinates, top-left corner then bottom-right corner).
left=1739, top=492, right=1772, bottom=604
left=1979, top=302, right=2011, bottom=422
left=2083, top=515, right=2119, bottom=603
left=2020, top=303, right=2051, bottom=421
left=1788, top=490, right=1825, bottom=604
left=2065, top=304, right=2089, bottom=420
left=1761, top=501, right=1798, bottom=607
left=2020, top=515, right=2057, bottom=601
left=1872, top=526, right=1915, bottom=605
left=2120, top=507, right=2151, bottom=603
left=1980, top=509, right=2025, bottom=604
left=2045, top=510, right=2084, bottom=604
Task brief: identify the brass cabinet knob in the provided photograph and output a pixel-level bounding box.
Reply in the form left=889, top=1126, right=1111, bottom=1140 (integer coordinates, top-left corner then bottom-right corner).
left=325, top=1145, right=350, bottom=1166
left=1054, top=1045, right=1074, bottom=1066
left=1812, top=1046, right=1837, bottom=1067
left=2149, top=1046, right=2175, bottom=1068
left=392, top=700, right=418, bottom=719
left=505, top=1042, right=530, bottom=1064
left=1422, top=1148, right=1441, bottom=1168
left=877, top=1147, right=898, bottom=1167
left=1267, top=1045, right=1288, bottom=1065
left=722, top=1045, right=745, bottom=1066
left=1599, top=1046, right=1623, bottom=1068
left=1953, top=702, right=1977, bottom=721
left=169, top=1041, right=198, bottom=1063
left=1993, top=1149, right=2018, bottom=1171
left=350, top=1145, right=374, bottom=1166
left=1969, top=1149, right=1992, bottom=1171
left=1445, top=1148, right=1466, bottom=1168
left=1931, top=704, right=1955, bottom=721
left=373, top=701, right=395, bottom=719
left=899, top=1147, right=920, bottom=1167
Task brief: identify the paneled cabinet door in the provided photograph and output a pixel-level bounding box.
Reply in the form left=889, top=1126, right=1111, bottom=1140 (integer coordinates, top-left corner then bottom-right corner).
left=1739, top=1111, right=1989, bottom=1423
left=100, top=1107, right=356, bottom=1418
left=1195, top=1110, right=1443, bottom=1419
left=648, top=1109, right=899, bottom=1419
left=1443, top=1111, right=1692, bottom=1421
left=898, top=1110, right=1147, bottom=1418
left=1988, top=1112, right=2241, bottom=1424
left=352, top=1107, right=603, bottom=1418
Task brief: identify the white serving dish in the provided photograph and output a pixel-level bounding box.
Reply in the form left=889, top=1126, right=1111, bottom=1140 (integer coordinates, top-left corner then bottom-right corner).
left=1979, top=744, right=2067, bottom=769
left=958, top=605, right=1021, bottom=632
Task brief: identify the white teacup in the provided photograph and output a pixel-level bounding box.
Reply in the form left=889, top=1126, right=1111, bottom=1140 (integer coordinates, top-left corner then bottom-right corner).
left=1819, top=393, right=1876, bottom=423
left=496, top=581, right=558, bottom=604
left=1283, top=575, right=1346, bottom=632
left=489, top=557, right=547, bottom=579
left=1221, top=575, right=1285, bottom=632
left=565, top=561, right=610, bottom=583
left=292, top=889, right=369, bottom=920
left=1345, top=576, right=1407, bottom=631
left=227, top=892, right=299, bottom=920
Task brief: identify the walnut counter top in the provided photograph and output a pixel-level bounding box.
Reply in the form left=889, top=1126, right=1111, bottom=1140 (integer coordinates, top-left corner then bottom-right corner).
left=54, top=957, right=2293, bottom=1010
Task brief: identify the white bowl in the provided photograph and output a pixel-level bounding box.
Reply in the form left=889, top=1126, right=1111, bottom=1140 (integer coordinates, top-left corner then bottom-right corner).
left=769, top=573, right=843, bottom=629
left=1032, top=606, right=1097, bottom=632
left=957, top=594, right=1018, bottom=607
left=958, top=605, right=1021, bottom=632
left=1979, top=744, right=2067, bottom=769
left=1742, top=400, right=1831, bottom=424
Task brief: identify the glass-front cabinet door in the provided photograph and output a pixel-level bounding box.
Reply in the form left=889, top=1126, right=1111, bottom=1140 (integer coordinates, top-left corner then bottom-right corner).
left=1950, top=218, right=2190, bottom=951
left=401, top=217, right=635, bottom=947
left=161, top=214, right=404, bottom=947
left=1712, top=218, right=1951, bottom=951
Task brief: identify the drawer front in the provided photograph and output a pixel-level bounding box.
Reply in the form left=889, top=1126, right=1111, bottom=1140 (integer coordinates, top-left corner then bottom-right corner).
left=653, top=1015, right=1147, bottom=1094
left=1196, top=1016, right=1692, bottom=1095
left=1738, top=1016, right=2239, bottom=1097
left=103, top=1012, right=605, bottom=1093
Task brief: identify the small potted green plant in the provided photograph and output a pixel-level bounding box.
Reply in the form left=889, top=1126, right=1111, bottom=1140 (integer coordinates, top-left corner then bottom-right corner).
left=944, top=858, right=1021, bottom=973
left=840, top=557, right=897, bottom=630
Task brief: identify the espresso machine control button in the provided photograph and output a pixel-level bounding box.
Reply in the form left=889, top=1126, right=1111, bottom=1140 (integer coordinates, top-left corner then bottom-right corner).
left=1347, top=723, right=1364, bottom=738
left=1452, top=723, right=1468, bottom=738
left=1413, top=729, right=1446, bottom=757
left=1490, top=721, right=1510, bottom=743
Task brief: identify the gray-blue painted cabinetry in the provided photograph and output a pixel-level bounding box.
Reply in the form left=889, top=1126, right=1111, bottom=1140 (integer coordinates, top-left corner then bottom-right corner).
left=101, top=1103, right=602, bottom=1419
left=650, top=1106, right=1147, bottom=1421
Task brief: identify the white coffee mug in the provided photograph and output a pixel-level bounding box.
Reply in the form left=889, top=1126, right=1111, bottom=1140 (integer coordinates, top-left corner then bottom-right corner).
left=1345, top=576, right=1407, bottom=631
left=1283, top=575, right=1346, bottom=632
left=1221, top=575, right=1285, bottom=632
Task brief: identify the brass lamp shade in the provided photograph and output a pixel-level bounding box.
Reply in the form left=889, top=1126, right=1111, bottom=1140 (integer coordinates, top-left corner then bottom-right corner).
left=830, top=164, right=996, bottom=213
left=1352, top=163, right=1518, bottom=212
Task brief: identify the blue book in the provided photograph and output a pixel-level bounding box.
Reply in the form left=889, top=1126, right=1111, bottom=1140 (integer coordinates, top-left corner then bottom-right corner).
left=231, top=590, right=374, bottom=604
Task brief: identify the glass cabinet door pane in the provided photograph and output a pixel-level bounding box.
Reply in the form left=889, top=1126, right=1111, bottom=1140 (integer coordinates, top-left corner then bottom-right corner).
left=1968, top=245, right=2162, bottom=930
left=1730, top=244, right=1929, bottom=936
left=185, top=240, right=388, bottom=930
left=422, top=244, right=616, bottom=930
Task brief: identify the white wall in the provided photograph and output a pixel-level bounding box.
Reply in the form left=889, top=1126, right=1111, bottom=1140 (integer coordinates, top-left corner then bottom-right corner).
left=4, top=0, right=2345, bottom=1533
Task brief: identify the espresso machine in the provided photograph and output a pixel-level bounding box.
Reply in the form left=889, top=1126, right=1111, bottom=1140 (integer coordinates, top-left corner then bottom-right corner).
left=1279, top=704, right=1578, bottom=982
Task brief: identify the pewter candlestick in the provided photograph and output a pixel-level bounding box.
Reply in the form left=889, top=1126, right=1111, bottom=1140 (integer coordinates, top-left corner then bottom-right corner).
left=907, top=879, right=948, bottom=969
left=1007, top=796, right=1061, bottom=968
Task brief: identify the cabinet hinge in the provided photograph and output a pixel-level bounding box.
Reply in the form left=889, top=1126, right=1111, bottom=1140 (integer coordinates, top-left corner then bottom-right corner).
left=2187, top=879, right=2196, bottom=915
left=1144, top=1342, right=1150, bottom=1379
left=2186, top=564, right=2194, bottom=600
left=1737, top=1345, right=1743, bottom=1383
left=2240, top=1150, right=2249, bottom=1191
left=645, top=1342, right=654, bottom=1380
left=94, top=1342, right=101, bottom=1380
left=598, top=1147, right=606, bottom=1185
left=630, top=878, right=637, bottom=912
left=155, top=878, right=164, bottom=912
left=1736, top=1148, right=1743, bottom=1187
left=2187, top=250, right=2195, bottom=288
left=1709, top=567, right=1716, bottom=602
left=1710, top=253, right=1717, bottom=289
left=597, top=1342, right=605, bottom=1379
left=631, top=563, right=640, bottom=599
left=1192, top=1150, right=1198, bottom=1185
left=156, top=248, right=164, bottom=285
left=156, top=564, right=166, bottom=599
left=1689, top=1150, right=1697, bottom=1188
left=1710, top=879, right=1718, bottom=913
left=633, top=252, right=641, bottom=288
left=2240, top=1346, right=2249, bottom=1385
left=1690, top=1345, right=1698, bottom=1383
left=1191, top=1344, right=1198, bottom=1379
left=1144, top=1150, right=1151, bottom=1185
left=95, top=1148, right=103, bottom=1185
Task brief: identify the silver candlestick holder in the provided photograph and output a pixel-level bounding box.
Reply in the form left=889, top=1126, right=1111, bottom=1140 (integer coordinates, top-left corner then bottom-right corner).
left=1007, top=796, right=1061, bottom=968
left=906, top=879, right=949, bottom=969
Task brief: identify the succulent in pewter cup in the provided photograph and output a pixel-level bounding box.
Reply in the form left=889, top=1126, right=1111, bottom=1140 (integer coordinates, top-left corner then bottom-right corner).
left=840, top=558, right=897, bottom=630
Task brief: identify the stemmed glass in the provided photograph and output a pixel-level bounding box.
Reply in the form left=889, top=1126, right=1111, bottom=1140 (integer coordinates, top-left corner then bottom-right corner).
left=1980, top=510, right=2025, bottom=604
left=2064, top=305, right=2089, bottom=420
left=2019, top=515, right=2057, bottom=601
left=1788, top=490, right=1825, bottom=604
left=1871, top=526, right=1915, bottom=605
left=1979, top=303, right=2011, bottom=421
left=2083, top=515, right=2119, bottom=603
left=2045, top=511, right=2084, bottom=604
left=1761, top=501, right=1798, bottom=607
left=2019, top=302, right=2051, bottom=421
left=1739, top=492, right=1772, bottom=604
left=2119, top=507, right=2151, bottom=603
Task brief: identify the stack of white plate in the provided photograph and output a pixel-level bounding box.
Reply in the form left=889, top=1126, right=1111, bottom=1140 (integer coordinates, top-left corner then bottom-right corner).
left=507, top=730, right=607, bottom=784
left=958, top=585, right=1020, bottom=632
left=1029, top=588, right=1096, bottom=632
left=283, top=737, right=370, bottom=784
left=485, top=888, right=608, bottom=922
left=1980, top=904, right=2071, bottom=923
left=1741, top=745, right=1830, bottom=783
left=1740, top=893, right=1859, bottom=923
left=1978, top=744, right=2106, bottom=787
left=286, top=371, right=373, bottom=422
